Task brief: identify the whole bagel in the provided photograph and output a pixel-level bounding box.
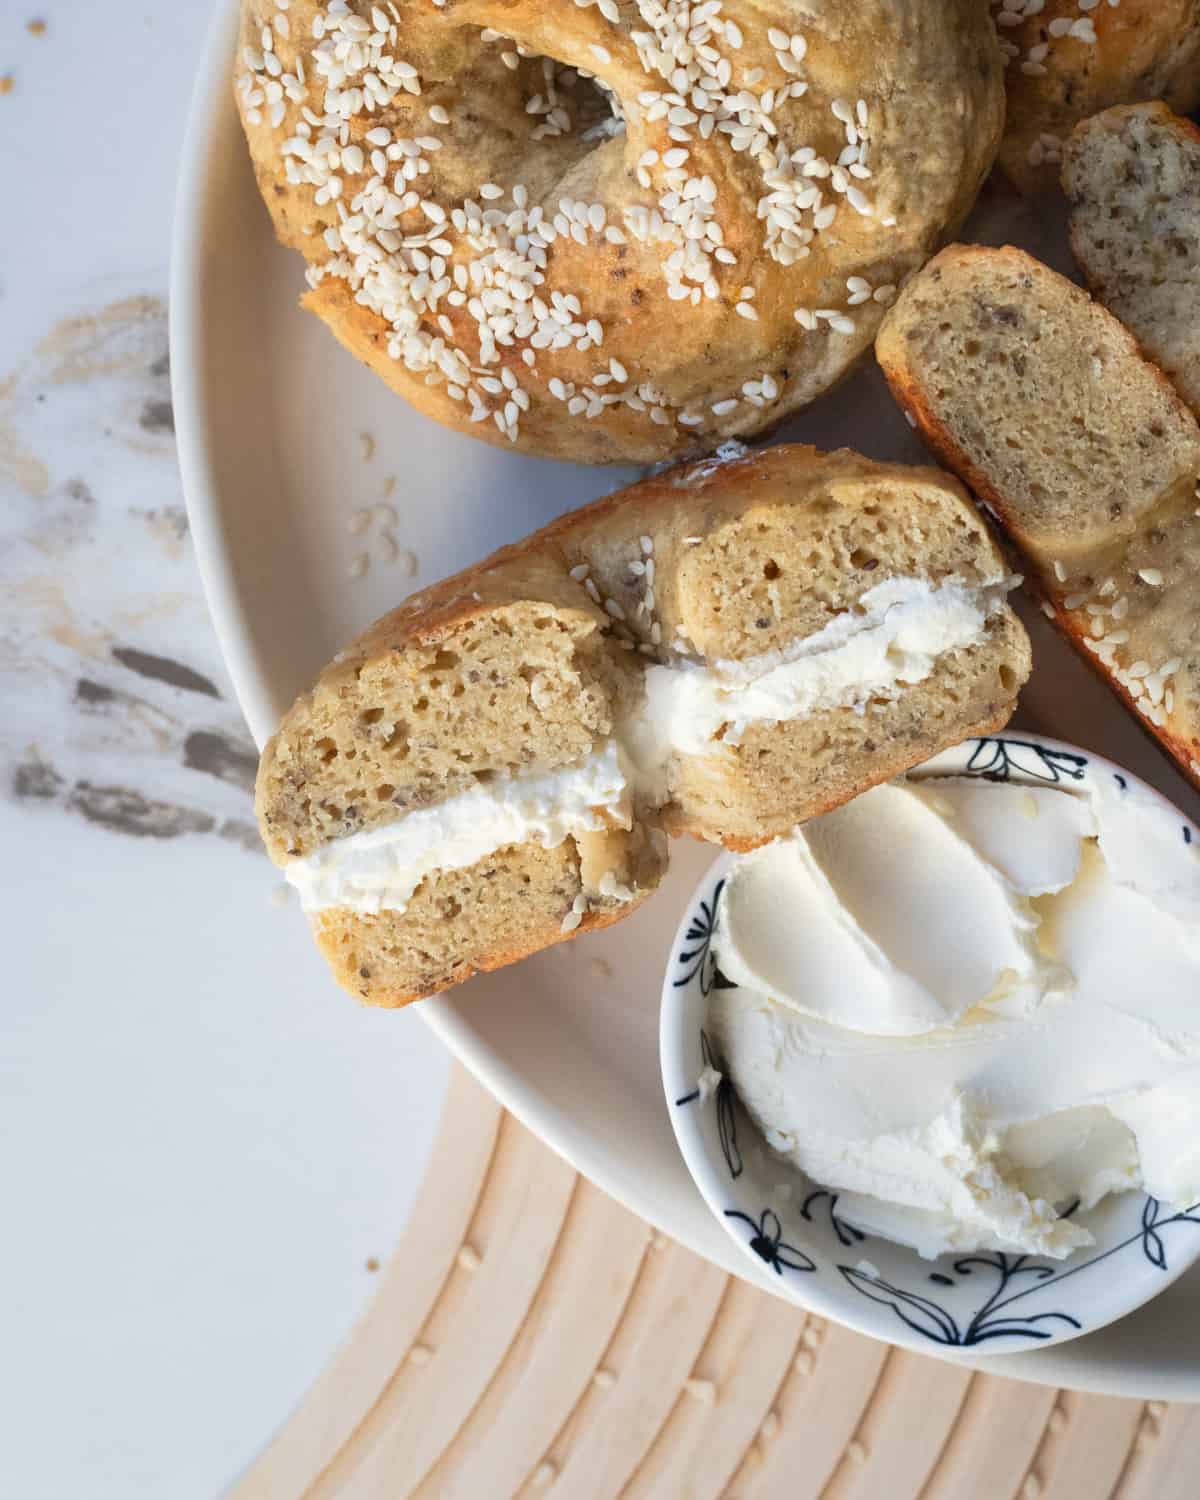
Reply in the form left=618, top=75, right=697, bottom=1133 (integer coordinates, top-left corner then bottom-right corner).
left=237, top=0, right=1003, bottom=464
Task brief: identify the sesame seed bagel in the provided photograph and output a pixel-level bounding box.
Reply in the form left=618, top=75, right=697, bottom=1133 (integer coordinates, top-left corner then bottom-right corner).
left=991, top=0, right=1200, bottom=195
left=236, top=0, right=1003, bottom=464
left=257, top=444, right=1029, bottom=1006
left=877, top=244, right=1200, bottom=794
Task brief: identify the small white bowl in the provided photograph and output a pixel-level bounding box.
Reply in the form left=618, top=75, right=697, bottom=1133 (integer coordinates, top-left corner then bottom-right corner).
left=661, top=732, right=1200, bottom=1356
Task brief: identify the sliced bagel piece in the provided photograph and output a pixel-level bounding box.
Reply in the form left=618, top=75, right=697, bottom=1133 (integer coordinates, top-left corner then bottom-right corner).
left=877, top=244, right=1200, bottom=793
left=1064, top=102, right=1200, bottom=417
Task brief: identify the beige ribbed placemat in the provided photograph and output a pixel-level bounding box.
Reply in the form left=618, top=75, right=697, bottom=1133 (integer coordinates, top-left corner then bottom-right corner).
left=232, top=1066, right=1198, bottom=1500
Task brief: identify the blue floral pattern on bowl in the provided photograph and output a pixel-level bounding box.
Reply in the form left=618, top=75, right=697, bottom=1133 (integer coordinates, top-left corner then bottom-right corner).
left=661, top=734, right=1200, bottom=1355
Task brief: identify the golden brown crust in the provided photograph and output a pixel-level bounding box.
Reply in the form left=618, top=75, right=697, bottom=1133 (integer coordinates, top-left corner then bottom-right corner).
left=236, top=0, right=1003, bottom=463
left=995, top=0, right=1200, bottom=194
left=314, top=856, right=648, bottom=1007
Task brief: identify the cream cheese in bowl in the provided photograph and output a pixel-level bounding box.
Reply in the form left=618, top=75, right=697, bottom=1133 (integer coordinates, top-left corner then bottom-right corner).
left=662, top=736, right=1200, bottom=1353
left=709, top=772, right=1200, bottom=1260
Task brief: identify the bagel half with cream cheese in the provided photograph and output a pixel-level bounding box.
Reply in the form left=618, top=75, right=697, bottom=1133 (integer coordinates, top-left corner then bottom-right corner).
left=256, top=445, right=1030, bottom=1005
left=235, top=0, right=1003, bottom=463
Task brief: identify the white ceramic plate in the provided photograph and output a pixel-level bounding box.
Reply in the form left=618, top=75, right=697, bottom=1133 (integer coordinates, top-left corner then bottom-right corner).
left=173, top=0, right=1200, bottom=1397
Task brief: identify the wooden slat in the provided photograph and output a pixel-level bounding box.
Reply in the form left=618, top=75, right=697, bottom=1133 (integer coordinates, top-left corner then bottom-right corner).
left=817, top=1351, right=974, bottom=1500
left=308, top=1110, right=578, bottom=1498
left=230, top=1066, right=503, bottom=1500
left=516, top=1238, right=730, bottom=1500
left=919, top=1373, right=1058, bottom=1500
left=620, top=1275, right=807, bottom=1500
left=1120, top=1401, right=1200, bottom=1500
left=734, top=1321, right=889, bottom=1500
left=1036, top=1391, right=1143, bottom=1499
left=233, top=1067, right=1200, bottom=1500
left=410, top=1179, right=653, bottom=1499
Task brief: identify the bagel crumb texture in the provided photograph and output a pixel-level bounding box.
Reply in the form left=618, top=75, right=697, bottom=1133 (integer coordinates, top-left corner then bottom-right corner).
left=236, top=0, right=1003, bottom=462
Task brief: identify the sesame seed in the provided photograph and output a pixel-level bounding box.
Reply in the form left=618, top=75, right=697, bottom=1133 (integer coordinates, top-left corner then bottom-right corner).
left=1138, top=567, right=1164, bottom=586
left=270, top=0, right=909, bottom=448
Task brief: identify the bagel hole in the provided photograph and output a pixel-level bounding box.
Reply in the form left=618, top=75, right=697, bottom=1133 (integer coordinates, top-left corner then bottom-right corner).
left=473, top=29, right=624, bottom=151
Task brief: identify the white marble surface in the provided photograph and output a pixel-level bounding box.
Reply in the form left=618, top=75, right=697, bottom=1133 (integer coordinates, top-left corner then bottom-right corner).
left=0, top=7, right=451, bottom=1498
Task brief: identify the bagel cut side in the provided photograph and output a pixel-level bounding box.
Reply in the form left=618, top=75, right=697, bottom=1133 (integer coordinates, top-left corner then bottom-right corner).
left=877, top=245, right=1200, bottom=795
left=236, top=0, right=1003, bottom=464
left=257, top=445, right=1030, bottom=1006
left=1065, top=103, right=1200, bottom=418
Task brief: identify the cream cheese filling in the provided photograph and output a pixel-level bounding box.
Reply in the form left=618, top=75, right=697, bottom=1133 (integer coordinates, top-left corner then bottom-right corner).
left=285, top=573, right=1012, bottom=915
left=284, top=741, right=631, bottom=914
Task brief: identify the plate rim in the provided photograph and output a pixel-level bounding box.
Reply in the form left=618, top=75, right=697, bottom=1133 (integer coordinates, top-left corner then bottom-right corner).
left=171, top=0, right=1200, bottom=1401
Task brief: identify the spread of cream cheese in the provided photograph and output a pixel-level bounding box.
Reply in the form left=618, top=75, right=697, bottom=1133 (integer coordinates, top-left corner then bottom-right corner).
left=284, top=572, right=1013, bottom=916
left=709, top=775, right=1200, bottom=1259
left=283, top=741, right=631, bottom=914
left=623, top=577, right=1012, bottom=799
